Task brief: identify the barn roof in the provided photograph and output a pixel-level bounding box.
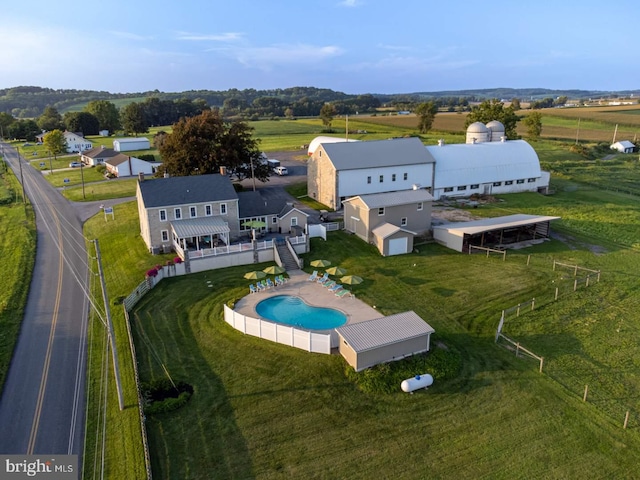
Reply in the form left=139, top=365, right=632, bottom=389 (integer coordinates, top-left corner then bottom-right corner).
left=308, top=136, right=359, bottom=155
left=336, top=311, right=434, bottom=353
left=114, top=137, right=150, bottom=143
left=371, top=223, right=416, bottom=239
left=433, top=214, right=560, bottom=237
left=322, top=137, right=435, bottom=171
left=427, top=140, right=541, bottom=187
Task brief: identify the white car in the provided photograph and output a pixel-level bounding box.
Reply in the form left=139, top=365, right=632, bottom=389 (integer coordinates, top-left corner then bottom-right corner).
left=69, top=161, right=82, bottom=168
left=275, top=166, right=288, bottom=176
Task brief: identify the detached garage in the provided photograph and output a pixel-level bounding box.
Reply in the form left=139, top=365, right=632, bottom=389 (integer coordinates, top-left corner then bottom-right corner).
left=113, top=137, right=150, bottom=152
left=336, top=311, right=435, bottom=372
left=371, top=223, right=415, bottom=256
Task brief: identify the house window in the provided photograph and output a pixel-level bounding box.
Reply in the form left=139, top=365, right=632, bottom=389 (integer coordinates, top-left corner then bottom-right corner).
left=272, top=217, right=278, bottom=224
left=505, top=180, right=513, bottom=185
left=457, top=186, right=467, bottom=191
left=493, top=182, right=502, bottom=187
left=378, top=207, right=385, bottom=216
left=174, top=208, right=182, bottom=220
left=528, top=178, right=536, bottom=183
left=161, top=230, right=169, bottom=242
left=367, top=176, right=371, bottom=184
left=401, top=217, right=407, bottom=226
left=517, top=179, right=525, bottom=184
left=189, top=206, right=197, bottom=218
left=470, top=184, right=479, bottom=189
left=403, top=173, right=408, bottom=180
left=392, top=174, right=396, bottom=181
left=291, top=217, right=298, bottom=226
left=379, top=175, right=384, bottom=183
left=417, top=202, right=423, bottom=211
left=205, top=205, right=212, bottom=216
left=444, top=187, right=453, bottom=192
left=159, top=209, right=167, bottom=221
left=220, top=203, right=227, bottom=215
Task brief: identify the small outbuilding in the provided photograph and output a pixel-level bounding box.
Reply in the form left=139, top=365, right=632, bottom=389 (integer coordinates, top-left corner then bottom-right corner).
left=113, top=137, right=150, bottom=152
left=433, top=214, right=560, bottom=253
left=610, top=140, right=635, bottom=153
left=371, top=223, right=416, bottom=256
left=336, top=311, right=435, bottom=372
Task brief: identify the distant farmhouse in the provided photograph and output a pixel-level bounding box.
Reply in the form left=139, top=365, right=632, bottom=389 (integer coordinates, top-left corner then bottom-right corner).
left=35, top=131, right=93, bottom=153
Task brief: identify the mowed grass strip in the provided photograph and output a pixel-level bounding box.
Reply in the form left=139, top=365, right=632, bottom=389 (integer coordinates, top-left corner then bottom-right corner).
left=0, top=171, right=36, bottom=393
left=131, top=231, right=640, bottom=479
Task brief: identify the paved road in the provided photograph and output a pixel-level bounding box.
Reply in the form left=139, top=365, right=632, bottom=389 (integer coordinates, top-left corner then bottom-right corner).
left=0, top=144, right=88, bottom=458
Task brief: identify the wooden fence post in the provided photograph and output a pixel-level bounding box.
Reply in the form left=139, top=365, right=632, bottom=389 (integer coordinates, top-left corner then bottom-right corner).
left=574, top=265, right=578, bottom=276
left=583, top=384, right=589, bottom=402
left=531, top=298, right=535, bottom=311
left=539, top=357, right=544, bottom=373
left=586, top=275, right=590, bottom=287
left=624, top=411, right=630, bottom=429
left=553, top=260, right=556, bottom=271
left=574, top=279, right=578, bottom=291
left=555, top=287, right=559, bottom=300
left=527, top=254, right=531, bottom=266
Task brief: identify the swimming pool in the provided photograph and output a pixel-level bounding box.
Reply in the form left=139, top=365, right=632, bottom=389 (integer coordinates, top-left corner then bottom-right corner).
left=256, top=295, right=347, bottom=329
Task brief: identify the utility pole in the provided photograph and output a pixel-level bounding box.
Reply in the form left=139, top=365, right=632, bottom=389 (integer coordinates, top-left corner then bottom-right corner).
left=575, top=118, right=580, bottom=145
left=93, top=239, right=124, bottom=411
left=48, top=150, right=53, bottom=174
left=249, top=156, right=256, bottom=191
left=16, top=146, right=26, bottom=204
left=80, top=161, right=86, bottom=199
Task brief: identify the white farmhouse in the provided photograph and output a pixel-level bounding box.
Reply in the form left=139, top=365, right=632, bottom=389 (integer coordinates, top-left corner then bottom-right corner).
left=63, top=132, right=93, bottom=153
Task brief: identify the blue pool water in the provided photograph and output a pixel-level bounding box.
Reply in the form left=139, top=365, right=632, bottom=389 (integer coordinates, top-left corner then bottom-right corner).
left=256, top=295, right=347, bottom=329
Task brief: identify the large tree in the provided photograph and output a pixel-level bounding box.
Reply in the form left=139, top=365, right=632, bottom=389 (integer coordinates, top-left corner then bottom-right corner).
left=120, top=102, right=148, bottom=136
left=8, top=119, right=40, bottom=141
left=158, top=109, right=269, bottom=181
left=64, top=111, right=99, bottom=135
left=0, top=112, right=14, bottom=138
left=320, top=103, right=336, bottom=129
left=523, top=112, right=543, bottom=141
left=414, top=101, right=438, bottom=133
left=465, top=99, right=520, bottom=139
left=43, top=129, right=67, bottom=159
left=37, top=106, right=64, bottom=132
left=86, top=100, right=120, bottom=133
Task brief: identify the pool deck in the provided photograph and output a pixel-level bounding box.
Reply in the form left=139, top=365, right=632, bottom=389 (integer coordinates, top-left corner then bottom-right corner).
left=234, top=270, right=381, bottom=327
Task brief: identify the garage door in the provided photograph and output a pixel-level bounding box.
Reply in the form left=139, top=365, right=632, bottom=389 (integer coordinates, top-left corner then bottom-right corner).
left=388, top=237, right=408, bottom=256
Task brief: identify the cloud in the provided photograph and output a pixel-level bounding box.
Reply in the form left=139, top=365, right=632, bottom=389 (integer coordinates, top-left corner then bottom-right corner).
left=175, top=31, right=245, bottom=42
left=109, top=30, right=154, bottom=41
left=212, top=43, right=344, bottom=70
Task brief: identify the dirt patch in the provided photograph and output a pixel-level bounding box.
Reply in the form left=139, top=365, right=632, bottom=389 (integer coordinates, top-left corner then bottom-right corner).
left=431, top=207, right=482, bottom=225
left=550, top=231, right=608, bottom=254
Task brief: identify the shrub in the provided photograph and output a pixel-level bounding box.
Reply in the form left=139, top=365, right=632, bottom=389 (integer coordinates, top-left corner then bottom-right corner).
left=345, top=347, right=462, bottom=394
left=146, top=267, right=158, bottom=277
left=138, top=154, right=155, bottom=162
left=142, top=378, right=194, bottom=415
left=96, top=164, right=106, bottom=173
left=173, top=257, right=183, bottom=264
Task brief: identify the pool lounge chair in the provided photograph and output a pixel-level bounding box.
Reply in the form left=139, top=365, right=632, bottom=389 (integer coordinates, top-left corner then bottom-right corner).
left=328, top=284, right=343, bottom=293
left=266, top=278, right=275, bottom=288
left=249, top=284, right=257, bottom=294
left=259, top=279, right=269, bottom=290
left=316, top=272, right=329, bottom=284
left=307, top=270, right=318, bottom=281
left=322, top=280, right=336, bottom=289
left=277, top=274, right=288, bottom=284
left=335, top=289, right=353, bottom=298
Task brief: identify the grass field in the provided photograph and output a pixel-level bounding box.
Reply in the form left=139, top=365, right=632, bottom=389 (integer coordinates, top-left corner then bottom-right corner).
left=0, top=166, right=36, bottom=394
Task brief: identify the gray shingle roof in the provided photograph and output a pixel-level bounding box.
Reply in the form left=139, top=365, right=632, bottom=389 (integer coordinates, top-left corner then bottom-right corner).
left=138, top=174, right=238, bottom=208
left=345, top=188, right=434, bottom=209
left=237, top=191, right=286, bottom=217
left=322, top=137, right=435, bottom=170
left=83, top=146, right=119, bottom=158
left=336, top=311, right=435, bottom=353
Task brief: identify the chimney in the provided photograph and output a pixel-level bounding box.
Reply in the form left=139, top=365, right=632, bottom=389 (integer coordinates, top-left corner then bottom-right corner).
left=437, top=139, right=445, bottom=147
left=220, top=165, right=227, bottom=176
left=138, top=172, right=144, bottom=182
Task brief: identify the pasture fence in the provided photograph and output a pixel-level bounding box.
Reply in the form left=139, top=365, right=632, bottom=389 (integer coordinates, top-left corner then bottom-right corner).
left=468, top=244, right=506, bottom=260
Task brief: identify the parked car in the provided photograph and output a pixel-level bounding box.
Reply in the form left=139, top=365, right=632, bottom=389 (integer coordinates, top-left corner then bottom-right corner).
left=275, top=166, right=288, bottom=176
left=69, top=161, right=82, bottom=168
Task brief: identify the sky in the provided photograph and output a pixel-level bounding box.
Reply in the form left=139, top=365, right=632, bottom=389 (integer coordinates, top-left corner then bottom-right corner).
left=2, top=0, right=639, bottom=95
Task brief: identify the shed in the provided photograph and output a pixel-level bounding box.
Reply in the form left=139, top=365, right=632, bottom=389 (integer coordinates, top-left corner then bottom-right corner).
left=610, top=140, right=635, bottom=153
left=371, top=223, right=415, bottom=256
left=336, top=311, right=435, bottom=372
left=433, top=214, right=560, bottom=252
left=113, top=137, right=150, bottom=152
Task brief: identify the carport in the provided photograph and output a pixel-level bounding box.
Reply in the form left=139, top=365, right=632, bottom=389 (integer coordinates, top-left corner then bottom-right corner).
left=433, top=214, right=560, bottom=253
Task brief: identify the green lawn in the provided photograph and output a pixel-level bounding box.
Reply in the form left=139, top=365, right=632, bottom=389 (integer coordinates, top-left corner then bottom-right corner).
left=62, top=178, right=138, bottom=202
left=0, top=168, right=36, bottom=394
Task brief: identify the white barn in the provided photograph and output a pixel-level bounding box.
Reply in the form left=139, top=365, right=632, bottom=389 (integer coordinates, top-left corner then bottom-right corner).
left=427, top=138, right=550, bottom=199
left=611, top=140, right=635, bottom=153
left=307, top=136, right=360, bottom=156
left=113, top=137, right=150, bottom=152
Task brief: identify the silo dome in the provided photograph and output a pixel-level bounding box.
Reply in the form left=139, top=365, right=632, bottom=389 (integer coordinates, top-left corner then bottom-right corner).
left=466, top=122, right=490, bottom=144
left=486, top=120, right=505, bottom=141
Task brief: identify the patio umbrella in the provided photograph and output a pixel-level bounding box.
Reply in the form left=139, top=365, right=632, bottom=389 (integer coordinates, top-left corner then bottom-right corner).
left=263, top=265, right=285, bottom=275
left=340, top=275, right=363, bottom=285
left=242, top=220, right=267, bottom=229
left=326, top=266, right=347, bottom=276
left=244, top=270, right=266, bottom=280
left=311, top=259, right=331, bottom=268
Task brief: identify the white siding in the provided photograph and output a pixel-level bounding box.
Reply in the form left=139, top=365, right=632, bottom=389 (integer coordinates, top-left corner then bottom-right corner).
left=337, top=164, right=433, bottom=199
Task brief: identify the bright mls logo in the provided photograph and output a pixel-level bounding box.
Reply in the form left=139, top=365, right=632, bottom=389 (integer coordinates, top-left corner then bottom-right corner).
left=0, top=455, right=77, bottom=479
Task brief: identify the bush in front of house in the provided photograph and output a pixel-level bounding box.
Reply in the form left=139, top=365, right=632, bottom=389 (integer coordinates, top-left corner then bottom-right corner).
left=146, top=267, right=158, bottom=277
